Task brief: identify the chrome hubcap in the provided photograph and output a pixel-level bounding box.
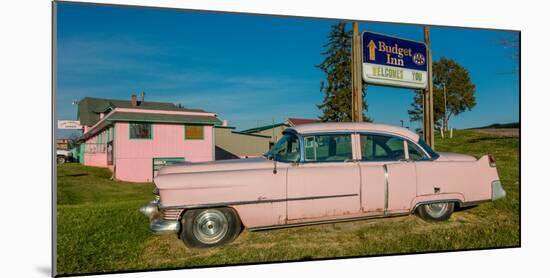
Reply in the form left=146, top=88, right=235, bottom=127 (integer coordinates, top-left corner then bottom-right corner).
left=424, top=202, right=449, bottom=218
left=192, top=210, right=228, bottom=244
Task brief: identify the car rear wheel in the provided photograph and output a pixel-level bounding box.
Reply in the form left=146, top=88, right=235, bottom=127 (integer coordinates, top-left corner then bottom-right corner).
left=180, top=207, right=241, bottom=248
left=416, top=202, right=454, bottom=221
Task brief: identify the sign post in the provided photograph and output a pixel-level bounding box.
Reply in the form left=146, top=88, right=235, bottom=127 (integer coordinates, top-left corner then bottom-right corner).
left=423, top=26, right=434, bottom=148
left=351, top=22, right=363, bottom=122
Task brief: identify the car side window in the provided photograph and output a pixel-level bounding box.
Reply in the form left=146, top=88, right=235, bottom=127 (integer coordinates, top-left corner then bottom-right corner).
left=304, top=134, right=353, bottom=162
left=270, top=133, right=300, bottom=162
left=407, top=141, right=428, bottom=161
left=360, top=135, right=405, bottom=161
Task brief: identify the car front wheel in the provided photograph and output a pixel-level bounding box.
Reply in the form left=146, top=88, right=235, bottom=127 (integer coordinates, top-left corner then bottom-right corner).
left=180, top=207, right=241, bottom=248
left=57, top=156, right=66, bottom=164
left=416, top=202, right=454, bottom=221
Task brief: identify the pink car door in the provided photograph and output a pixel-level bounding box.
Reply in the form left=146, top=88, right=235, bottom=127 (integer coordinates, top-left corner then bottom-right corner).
left=286, top=134, right=361, bottom=222
left=358, top=134, right=417, bottom=214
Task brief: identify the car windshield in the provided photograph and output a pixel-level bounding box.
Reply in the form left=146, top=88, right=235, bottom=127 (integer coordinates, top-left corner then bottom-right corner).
left=265, top=133, right=300, bottom=162
left=418, top=138, right=439, bottom=159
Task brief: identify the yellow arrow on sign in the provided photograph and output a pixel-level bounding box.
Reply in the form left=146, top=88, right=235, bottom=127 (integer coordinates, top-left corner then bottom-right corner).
left=367, top=40, right=377, bottom=61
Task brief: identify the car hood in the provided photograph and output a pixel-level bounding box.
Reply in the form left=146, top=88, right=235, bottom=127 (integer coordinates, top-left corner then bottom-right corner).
left=157, top=156, right=273, bottom=175
left=435, top=152, right=477, bottom=162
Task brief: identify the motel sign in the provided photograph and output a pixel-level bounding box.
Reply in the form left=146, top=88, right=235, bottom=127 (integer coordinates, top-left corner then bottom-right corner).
left=57, top=120, right=82, bottom=129
left=362, top=31, right=428, bottom=89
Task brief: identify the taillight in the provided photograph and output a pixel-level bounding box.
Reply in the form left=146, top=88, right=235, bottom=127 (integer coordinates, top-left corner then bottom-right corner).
left=488, top=155, right=496, bottom=167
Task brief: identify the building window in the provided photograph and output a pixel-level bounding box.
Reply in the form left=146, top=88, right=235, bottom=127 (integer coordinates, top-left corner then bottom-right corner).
left=185, top=125, right=204, bottom=140
left=129, top=123, right=152, bottom=139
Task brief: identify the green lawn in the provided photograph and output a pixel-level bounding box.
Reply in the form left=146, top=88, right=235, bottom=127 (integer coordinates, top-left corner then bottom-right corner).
left=55, top=129, right=519, bottom=276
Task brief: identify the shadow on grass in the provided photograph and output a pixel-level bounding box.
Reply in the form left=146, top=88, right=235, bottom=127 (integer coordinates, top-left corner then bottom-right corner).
left=61, top=173, right=89, bottom=177
left=455, top=205, right=478, bottom=212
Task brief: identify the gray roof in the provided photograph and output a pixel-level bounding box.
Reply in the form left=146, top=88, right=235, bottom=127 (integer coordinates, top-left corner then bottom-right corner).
left=78, top=97, right=208, bottom=126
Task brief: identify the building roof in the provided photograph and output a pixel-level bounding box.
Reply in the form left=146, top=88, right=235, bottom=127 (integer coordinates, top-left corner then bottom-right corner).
left=78, top=97, right=208, bottom=126
left=108, top=111, right=221, bottom=124
left=287, top=118, right=320, bottom=126
left=287, top=122, right=420, bottom=142
left=239, top=118, right=320, bottom=134
left=240, top=123, right=288, bottom=134
left=80, top=111, right=222, bottom=141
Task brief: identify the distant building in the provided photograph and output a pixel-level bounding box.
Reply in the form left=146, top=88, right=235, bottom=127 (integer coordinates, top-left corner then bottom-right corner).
left=56, top=138, right=70, bottom=150
left=240, top=118, right=320, bottom=146
left=75, top=96, right=320, bottom=182
left=77, top=95, right=222, bottom=182
left=214, top=126, right=272, bottom=160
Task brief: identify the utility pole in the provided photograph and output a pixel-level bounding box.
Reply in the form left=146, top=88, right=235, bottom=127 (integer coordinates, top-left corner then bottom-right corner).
left=423, top=26, right=435, bottom=148
left=443, top=83, right=447, bottom=132
left=351, top=21, right=363, bottom=122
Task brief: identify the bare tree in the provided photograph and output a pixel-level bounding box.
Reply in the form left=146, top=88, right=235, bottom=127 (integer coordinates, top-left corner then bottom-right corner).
left=498, top=33, right=519, bottom=73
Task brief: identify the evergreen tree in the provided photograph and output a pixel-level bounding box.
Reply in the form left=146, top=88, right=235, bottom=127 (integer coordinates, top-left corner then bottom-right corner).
left=317, top=22, right=370, bottom=122
left=408, top=57, right=476, bottom=130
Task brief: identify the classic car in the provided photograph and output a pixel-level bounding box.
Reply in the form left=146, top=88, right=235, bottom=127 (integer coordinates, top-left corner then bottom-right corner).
left=140, top=122, right=506, bottom=248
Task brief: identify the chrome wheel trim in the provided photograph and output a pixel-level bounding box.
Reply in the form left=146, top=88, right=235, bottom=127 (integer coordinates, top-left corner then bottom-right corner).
left=192, top=210, right=229, bottom=244
left=424, top=202, right=449, bottom=218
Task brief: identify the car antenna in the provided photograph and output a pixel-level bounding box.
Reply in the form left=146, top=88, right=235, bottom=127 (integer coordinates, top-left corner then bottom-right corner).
left=273, top=154, right=277, bottom=174
left=272, top=131, right=278, bottom=174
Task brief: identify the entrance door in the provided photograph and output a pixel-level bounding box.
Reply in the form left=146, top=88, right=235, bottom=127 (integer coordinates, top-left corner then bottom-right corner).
left=286, top=134, right=361, bottom=222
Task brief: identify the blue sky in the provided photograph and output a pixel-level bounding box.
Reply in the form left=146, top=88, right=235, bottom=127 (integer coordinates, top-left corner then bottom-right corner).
left=55, top=2, right=519, bottom=136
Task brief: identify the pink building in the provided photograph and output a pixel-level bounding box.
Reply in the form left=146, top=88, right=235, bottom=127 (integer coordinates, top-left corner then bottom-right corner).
left=77, top=95, right=221, bottom=182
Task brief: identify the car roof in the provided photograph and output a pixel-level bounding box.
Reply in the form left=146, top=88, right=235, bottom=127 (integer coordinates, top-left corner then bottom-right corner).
left=286, top=122, right=420, bottom=142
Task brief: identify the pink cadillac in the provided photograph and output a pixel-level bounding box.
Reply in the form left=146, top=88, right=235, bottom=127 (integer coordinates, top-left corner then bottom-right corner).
left=140, top=122, right=506, bottom=248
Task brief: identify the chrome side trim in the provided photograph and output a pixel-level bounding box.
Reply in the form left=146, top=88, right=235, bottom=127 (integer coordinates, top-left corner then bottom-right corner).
left=383, top=164, right=389, bottom=215
left=160, top=193, right=359, bottom=210
left=249, top=212, right=410, bottom=231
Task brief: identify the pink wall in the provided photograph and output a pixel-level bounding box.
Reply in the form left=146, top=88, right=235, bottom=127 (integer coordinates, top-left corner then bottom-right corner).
left=83, top=135, right=108, bottom=167
left=114, top=122, right=214, bottom=182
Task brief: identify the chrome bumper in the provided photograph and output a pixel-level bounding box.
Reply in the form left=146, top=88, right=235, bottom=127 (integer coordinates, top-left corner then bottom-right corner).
left=139, top=199, right=180, bottom=235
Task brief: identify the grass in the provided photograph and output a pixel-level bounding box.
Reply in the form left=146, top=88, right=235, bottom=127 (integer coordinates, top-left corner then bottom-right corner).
left=55, top=129, right=519, bottom=276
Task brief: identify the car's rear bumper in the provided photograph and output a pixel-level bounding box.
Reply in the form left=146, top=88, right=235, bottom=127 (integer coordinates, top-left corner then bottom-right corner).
left=139, top=199, right=180, bottom=235
left=492, top=180, right=506, bottom=201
